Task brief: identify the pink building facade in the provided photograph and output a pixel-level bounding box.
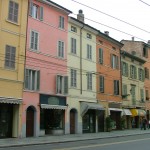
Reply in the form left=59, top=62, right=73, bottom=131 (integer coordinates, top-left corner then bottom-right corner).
left=21, top=0, right=71, bottom=137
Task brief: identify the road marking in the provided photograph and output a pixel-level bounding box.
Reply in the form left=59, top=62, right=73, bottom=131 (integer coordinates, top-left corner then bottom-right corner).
left=53, top=137, right=150, bottom=150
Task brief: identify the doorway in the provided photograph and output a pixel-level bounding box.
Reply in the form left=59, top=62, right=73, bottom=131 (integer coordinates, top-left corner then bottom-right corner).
left=70, top=109, right=77, bottom=134
left=26, top=106, right=34, bottom=137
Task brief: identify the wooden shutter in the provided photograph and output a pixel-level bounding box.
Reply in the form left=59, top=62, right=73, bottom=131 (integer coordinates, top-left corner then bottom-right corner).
left=36, top=70, right=40, bottom=90
left=24, top=69, right=29, bottom=89
left=138, top=68, right=140, bottom=80
left=99, top=48, right=103, bottom=64
left=134, top=66, right=137, bottom=79
left=99, top=76, right=104, bottom=92
left=29, top=1, right=33, bottom=16
left=56, top=75, right=59, bottom=94
left=110, top=54, right=113, bottom=68
left=39, top=6, right=43, bottom=21
left=126, top=63, right=128, bottom=76
left=64, top=76, right=68, bottom=94
left=116, top=56, right=119, bottom=69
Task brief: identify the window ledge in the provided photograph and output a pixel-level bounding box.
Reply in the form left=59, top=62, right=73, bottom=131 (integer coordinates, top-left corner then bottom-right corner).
left=6, top=19, right=20, bottom=26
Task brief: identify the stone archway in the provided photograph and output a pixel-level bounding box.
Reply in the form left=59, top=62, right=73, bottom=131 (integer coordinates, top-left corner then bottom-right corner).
left=70, top=109, right=77, bottom=134
left=26, top=106, right=35, bottom=137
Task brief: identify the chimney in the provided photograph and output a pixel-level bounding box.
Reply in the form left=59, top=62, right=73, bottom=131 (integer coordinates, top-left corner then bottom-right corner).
left=77, top=10, right=84, bottom=23
left=132, top=37, right=134, bottom=41
left=104, top=31, right=109, bottom=36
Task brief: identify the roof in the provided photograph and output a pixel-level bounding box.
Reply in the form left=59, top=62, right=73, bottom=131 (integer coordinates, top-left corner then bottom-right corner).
left=42, top=0, right=72, bottom=14
left=121, top=50, right=146, bottom=63
left=69, top=17, right=123, bottom=47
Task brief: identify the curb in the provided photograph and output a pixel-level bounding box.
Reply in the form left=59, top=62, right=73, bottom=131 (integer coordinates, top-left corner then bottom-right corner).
left=0, top=132, right=149, bottom=148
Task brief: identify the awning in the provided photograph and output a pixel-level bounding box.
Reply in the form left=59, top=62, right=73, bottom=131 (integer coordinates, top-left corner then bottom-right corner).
left=138, top=109, right=146, bottom=116
left=0, top=97, right=22, bottom=104
left=122, top=109, right=132, bottom=116
left=130, top=109, right=146, bottom=117
left=41, top=104, right=67, bottom=110
left=80, top=102, right=104, bottom=116
left=108, top=108, right=122, bottom=115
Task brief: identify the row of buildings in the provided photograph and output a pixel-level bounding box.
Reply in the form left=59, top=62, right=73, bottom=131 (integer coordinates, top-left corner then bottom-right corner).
left=0, top=0, right=150, bottom=138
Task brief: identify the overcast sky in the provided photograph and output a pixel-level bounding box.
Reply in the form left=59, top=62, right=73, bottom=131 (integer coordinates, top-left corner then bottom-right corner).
left=53, top=0, right=150, bottom=43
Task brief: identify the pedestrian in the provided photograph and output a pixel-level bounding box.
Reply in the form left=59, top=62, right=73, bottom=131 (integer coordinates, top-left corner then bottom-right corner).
left=142, top=117, right=147, bottom=130
left=140, top=118, right=143, bottom=130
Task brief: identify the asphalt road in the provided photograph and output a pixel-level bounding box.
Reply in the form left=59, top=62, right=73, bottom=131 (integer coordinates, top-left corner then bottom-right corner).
left=1, top=134, right=150, bottom=150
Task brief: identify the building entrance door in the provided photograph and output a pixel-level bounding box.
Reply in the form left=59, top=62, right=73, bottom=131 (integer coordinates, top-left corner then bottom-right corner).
left=70, top=109, right=76, bottom=134
left=26, top=107, right=34, bottom=137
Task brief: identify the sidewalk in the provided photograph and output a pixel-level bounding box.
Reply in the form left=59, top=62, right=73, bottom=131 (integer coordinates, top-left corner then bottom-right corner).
left=0, top=129, right=150, bottom=148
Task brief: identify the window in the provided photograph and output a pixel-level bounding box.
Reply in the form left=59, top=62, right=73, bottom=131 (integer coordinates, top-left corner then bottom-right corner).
left=87, top=33, right=92, bottom=39
left=24, top=69, right=40, bottom=91
left=111, top=54, right=119, bottom=69
left=122, top=84, right=127, bottom=98
left=140, top=89, right=144, bottom=102
left=99, top=76, right=104, bottom=93
left=71, top=38, right=76, bottom=54
left=71, top=26, right=77, bottom=32
left=145, top=67, right=149, bottom=79
left=143, top=46, right=148, bottom=58
left=122, top=62, right=128, bottom=77
left=99, top=48, right=103, bottom=64
left=138, top=68, right=144, bottom=81
left=29, top=2, right=43, bottom=21
left=130, top=65, right=137, bottom=79
left=87, top=73, right=92, bottom=90
left=58, top=41, right=64, bottom=58
left=87, top=44, right=92, bottom=60
left=5, top=45, right=16, bottom=69
left=70, top=69, right=77, bottom=87
left=56, top=75, right=68, bottom=94
left=59, top=16, right=64, bottom=29
left=8, top=0, right=19, bottom=23
left=30, top=30, right=39, bottom=50
left=114, top=80, right=119, bottom=95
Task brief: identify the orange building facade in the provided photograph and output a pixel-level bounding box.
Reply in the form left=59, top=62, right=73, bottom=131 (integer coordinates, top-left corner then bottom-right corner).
left=96, top=32, right=123, bottom=130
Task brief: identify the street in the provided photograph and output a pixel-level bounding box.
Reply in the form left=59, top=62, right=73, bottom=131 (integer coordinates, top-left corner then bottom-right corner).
left=0, top=134, right=150, bottom=150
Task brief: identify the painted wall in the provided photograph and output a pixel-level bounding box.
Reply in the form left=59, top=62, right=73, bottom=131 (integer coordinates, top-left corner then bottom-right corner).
left=0, top=0, right=28, bottom=138
left=96, top=36, right=122, bottom=103
left=22, top=0, right=69, bottom=137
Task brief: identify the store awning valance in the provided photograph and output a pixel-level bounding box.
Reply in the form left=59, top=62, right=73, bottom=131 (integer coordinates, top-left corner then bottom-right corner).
left=0, top=97, right=22, bottom=104
left=122, top=109, right=132, bottom=116
left=80, top=102, right=104, bottom=116
left=108, top=108, right=122, bottom=115
left=41, top=104, right=67, bottom=110
left=130, top=109, right=146, bottom=117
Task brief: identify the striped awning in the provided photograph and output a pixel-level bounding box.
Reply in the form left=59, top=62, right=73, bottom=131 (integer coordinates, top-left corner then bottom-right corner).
left=0, top=97, right=22, bottom=104
left=122, top=109, right=132, bottom=116
left=130, top=109, right=146, bottom=117
left=81, top=102, right=104, bottom=116
left=41, top=104, right=67, bottom=110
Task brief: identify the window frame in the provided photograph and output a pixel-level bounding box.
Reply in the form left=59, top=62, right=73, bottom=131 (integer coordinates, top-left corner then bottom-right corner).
left=87, top=44, right=92, bottom=60
left=5, top=45, right=16, bottom=69
left=87, top=73, right=92, bottom=90
left=70, top=69, right=77, bottom=88
left=71, top=38, right=76, bottom=54
left=99, top=75, right=104, bottom=93
left=58, top=40, right=65, bottom=58
left=8, top=0, right=19, bottom=23
left=30, top=30, right=39, bottom=51
left=114, top=80, right=119, bottom=95
left=59, top=16, right=64, bottom=29
left=24, top=69, right=40, bottom=91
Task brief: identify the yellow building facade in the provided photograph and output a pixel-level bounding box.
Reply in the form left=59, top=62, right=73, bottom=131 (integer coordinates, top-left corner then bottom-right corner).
left=0, top=0, right=28, bottom=138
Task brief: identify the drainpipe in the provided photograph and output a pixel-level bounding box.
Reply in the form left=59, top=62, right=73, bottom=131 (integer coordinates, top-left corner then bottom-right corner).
left=80, top=24, right=84, bottom=94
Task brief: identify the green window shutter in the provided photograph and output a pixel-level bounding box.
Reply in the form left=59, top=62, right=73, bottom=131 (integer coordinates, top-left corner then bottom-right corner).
left=134, top=67, right=137, bottom=79
left=36, top=71, right=40, bottom=90
left=99, top=48, right=103, bottom=64
left=116, top=56, right=119, bottom=69
left=140, top=89, right=144, bottom=101
left=138, top=68, right=140, bottom=80
left=121, top=61, right=123, bottom=75
left=29, top=2, right=33, bottom=16
left=110, top=54, right=113, bottom=68
left=39, top=6, right=43, bottom=21
left=100, top=76, right=104, bottom=92
left=64, top=76, right=68, bottom=94
left=126, top=63, right=128, bottom=76
left=24, top=69, right=29, bottom=89
left=142, top=69, right=144, bottom=81
left=130, top=65, right=132, bottom=78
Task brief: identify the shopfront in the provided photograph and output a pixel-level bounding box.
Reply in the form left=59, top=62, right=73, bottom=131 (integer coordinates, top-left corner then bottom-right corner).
left=40, top=94, right=67, bottom=135
left=81, top=102, right=104, bottom=133
left=122, top=109, right=132, bottom=129
left=0, top=97, right=22, bottom=138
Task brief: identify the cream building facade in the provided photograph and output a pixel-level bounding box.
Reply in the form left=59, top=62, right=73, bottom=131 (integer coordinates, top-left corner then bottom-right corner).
left=0, top=0, right=28, bottom=138
left=67, top=10, right=104, bottom=134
